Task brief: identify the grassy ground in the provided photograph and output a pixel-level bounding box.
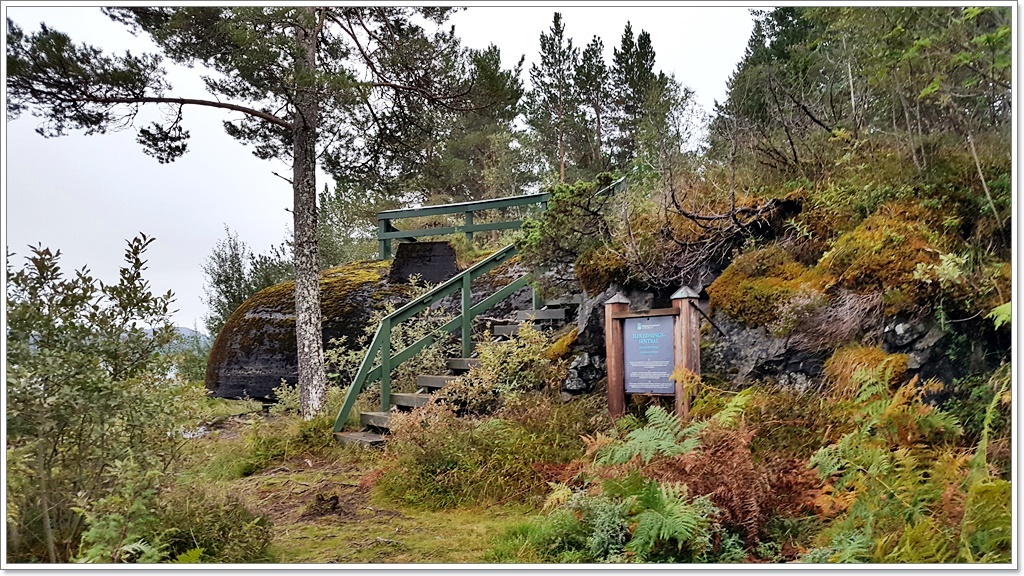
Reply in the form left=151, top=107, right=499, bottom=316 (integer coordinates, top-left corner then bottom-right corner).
left=181, top=403, right=534, bottom=564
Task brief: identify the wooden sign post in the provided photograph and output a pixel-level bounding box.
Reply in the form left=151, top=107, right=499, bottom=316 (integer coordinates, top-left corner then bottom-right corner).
left=605, top=287, right=702, bottom=420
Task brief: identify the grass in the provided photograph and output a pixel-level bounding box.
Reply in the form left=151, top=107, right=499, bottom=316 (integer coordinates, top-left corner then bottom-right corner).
left=176, top=402, right=538, bottom=564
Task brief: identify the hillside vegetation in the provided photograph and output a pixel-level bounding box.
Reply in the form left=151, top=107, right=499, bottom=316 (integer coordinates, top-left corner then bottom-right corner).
left=6, top=6, right=1011, bottom=565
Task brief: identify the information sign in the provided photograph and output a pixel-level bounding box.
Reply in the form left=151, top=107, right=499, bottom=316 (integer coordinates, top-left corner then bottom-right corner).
left=622, top=315, right=675, bottom=394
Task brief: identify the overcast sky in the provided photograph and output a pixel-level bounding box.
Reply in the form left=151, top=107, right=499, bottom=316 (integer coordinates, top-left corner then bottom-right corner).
left=4, top=5, right=754, bottom=333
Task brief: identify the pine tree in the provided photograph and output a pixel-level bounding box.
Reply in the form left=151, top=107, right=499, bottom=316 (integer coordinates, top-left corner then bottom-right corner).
left=525, top=12, right=583, bottom=183
left=609, top=22, right=659, bottom=169
left=574, top=36, right=610, bottom=177
left=7, top=7, right=477, bottom=418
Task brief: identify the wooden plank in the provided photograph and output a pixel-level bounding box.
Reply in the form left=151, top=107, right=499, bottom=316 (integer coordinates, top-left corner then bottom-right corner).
left=417, top=375, right=457, bottom=389
left=379, top=220, right=526, bottom=241
left=334, top=431, right=386, bottom=448
left=447, top=358, right=479, bottom=371
left=378, top=193, right=551, bottom=220
left=516, top=309, right=566, bottom=321
left=390, top=393, right=432, bottom=409
left=610, top=308, right=678, bottom=319
left=360, top=411, right=391, bottom=429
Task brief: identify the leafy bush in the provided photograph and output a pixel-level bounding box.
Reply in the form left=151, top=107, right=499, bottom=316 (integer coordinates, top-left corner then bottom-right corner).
left=436, top=323, right=566, bottom=415
left=6, top=237, right=204, bottom=562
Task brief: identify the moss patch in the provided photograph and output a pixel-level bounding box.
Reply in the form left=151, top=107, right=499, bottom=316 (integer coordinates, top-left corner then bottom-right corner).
left=707, top=244, right=832, bottom=330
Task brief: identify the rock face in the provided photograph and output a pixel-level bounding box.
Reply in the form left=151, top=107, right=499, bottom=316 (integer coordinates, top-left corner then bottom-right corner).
left=702, top=312, right=827, bottom=392
left=205, top=260, right=412, bottom=400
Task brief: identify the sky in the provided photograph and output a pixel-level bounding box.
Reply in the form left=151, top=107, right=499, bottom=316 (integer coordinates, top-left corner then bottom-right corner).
left=3, top=5, right=755, bottom=333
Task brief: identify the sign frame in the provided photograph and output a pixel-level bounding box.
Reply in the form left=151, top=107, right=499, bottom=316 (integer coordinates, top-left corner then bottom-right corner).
left=604, top=290, right=701, bottom=420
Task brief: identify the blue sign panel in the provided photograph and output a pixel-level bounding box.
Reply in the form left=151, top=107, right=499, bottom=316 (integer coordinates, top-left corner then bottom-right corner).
left=623, top=315, right=675, bottom=394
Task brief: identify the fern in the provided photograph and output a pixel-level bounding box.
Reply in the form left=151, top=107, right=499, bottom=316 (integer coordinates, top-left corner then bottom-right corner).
left=710, top=388, right=753, bottom=428
left=958, top=479, right=1011, bottom=562
left=881, top=519, right=954, bottom=563
left=986, top=301, right=1010, bottom=330
left=171, top=547, right=205, bottom=563
left=598, top=406, right=698, bottom=465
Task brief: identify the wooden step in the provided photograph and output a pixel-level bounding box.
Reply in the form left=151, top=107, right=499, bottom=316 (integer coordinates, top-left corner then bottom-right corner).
left=546, top=294, right=584, bottom=306
left=334, top=431, right=386, bottom=448
left=360, top=411, right=391, bottom=429
left=516, top=309, right=566, bottom=321
left=417, top=375, right=458, bottom=389
left=447, top=358, right=479, bottom=371
left=493, top=324, right=519, bottom=337
left=390, top=392, right=432, bottom=408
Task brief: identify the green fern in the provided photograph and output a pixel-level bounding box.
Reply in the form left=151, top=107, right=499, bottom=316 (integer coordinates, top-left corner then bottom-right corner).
left=958, top=479, right=1011, bottom=563
left=881, top=519, right=954, bottom=563
left=986, top=302, right=1010, bottom=330
left=599, top=406, right=697, bottom=465
left=171, top=547, right=205, bottom=563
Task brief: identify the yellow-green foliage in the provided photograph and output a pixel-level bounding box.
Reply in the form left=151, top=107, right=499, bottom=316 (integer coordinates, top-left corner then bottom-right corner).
left=823, top=345, right=909, bottom=399
left=707, top=244, right=831, bottom=329
left=545, top=327, right=579, bottom=360
left=574, top=245, right=628, bottom=295
left=816, top=204, right=945, bottom=315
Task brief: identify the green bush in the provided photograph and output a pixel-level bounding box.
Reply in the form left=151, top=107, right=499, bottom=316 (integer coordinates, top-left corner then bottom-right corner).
left=6, top=236, right=204, bottom=562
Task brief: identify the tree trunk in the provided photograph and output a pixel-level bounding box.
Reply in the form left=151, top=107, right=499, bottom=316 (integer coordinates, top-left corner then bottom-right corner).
left=293, top=8, right=327, bottom=419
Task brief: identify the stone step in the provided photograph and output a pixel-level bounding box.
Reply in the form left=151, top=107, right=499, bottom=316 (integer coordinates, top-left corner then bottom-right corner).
left=334, top=431, right=386, bottom=448
left=390, top=392, right=432, bottom=408
left=447, top=358, right=479, bottom=371
left=516, top=309, right=566, bottom=322
left=360, top=411, right=391, bottom=429
left=417, top=375, right=458, bottom=389
left=493, top=324, right=519, bottom=337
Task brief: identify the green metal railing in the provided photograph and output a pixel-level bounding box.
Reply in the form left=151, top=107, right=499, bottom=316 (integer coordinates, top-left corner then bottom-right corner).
left=332, top=243, right=529, bottom=432
left=333, top=176, right=629, bottom=433
left=377, top=193, right=552, bottom=260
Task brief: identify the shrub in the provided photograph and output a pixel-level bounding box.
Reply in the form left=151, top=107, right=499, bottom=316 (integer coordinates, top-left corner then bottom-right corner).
left=373, top=392, right=608, bottom=509
left=6, top=236, right=203, bottom=562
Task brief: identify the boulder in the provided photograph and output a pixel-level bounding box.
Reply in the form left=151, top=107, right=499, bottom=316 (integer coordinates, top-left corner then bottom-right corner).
left=205, top=260, right=413, bottom=400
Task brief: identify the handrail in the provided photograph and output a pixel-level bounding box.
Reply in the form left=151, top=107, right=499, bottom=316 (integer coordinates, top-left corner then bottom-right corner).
left=377, top=193, right=550, bottom=260
left=376, top=177, right=626, bottom=259
left=333, top=243, right=525, bottom=432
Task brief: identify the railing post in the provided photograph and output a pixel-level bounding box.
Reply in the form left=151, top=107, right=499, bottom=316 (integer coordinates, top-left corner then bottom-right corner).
left=464, top=210, right=474, bottom=245
left=461, top=273, right=473, bottom=358
left=380, top=319, right=391, bottom=411
left=379, top=219, right=392, bottom=260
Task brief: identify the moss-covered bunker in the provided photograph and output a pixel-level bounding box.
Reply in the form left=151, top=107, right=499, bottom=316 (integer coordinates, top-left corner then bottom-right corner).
left=205, top=260, right=413, bottom=400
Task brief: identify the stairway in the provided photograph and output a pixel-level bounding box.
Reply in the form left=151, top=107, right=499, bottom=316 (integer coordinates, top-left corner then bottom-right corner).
left=334, top=303, right=576, bottom=447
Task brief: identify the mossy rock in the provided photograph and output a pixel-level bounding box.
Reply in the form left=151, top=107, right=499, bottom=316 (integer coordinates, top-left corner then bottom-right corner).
left=205, top=260, right=413, bottom=400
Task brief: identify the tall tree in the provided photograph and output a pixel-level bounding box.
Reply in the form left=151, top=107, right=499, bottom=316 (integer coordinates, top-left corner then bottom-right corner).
left=526, top=12, right=582, bottom=183
left=7, top=7, right=476, bottom=418
left=609, top=22, right=659, bottom=168
left=574, top=36, right=610, bottom=176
